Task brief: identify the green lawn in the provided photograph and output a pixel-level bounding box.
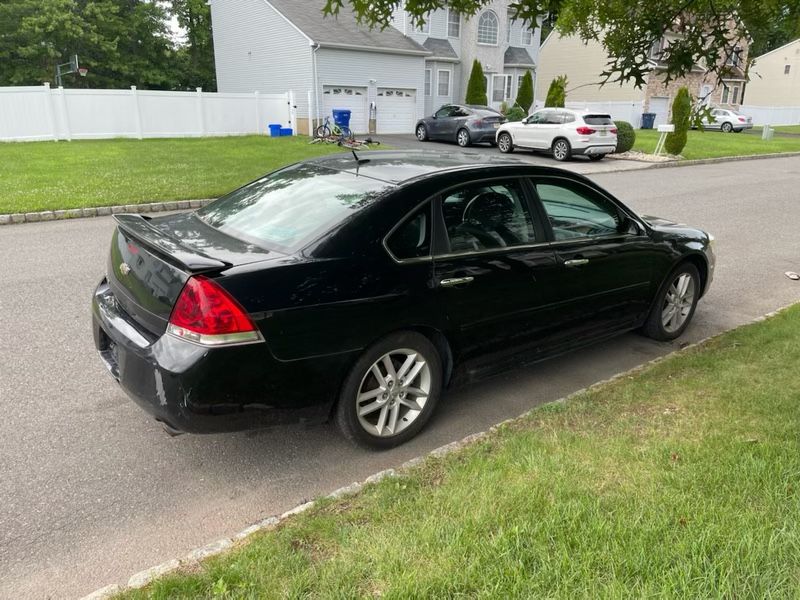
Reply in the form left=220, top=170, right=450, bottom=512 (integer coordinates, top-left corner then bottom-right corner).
left=753, top=124, right=800, bottom=135
left=0, top=136, right=351, bottom=214
left=120, top=305, right=800, bottom=599
left=633, top=128, right=800, bottom=159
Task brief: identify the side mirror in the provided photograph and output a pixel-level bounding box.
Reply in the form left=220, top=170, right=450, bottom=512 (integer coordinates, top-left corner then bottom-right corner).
left=431, top=114, right=437, bottom=119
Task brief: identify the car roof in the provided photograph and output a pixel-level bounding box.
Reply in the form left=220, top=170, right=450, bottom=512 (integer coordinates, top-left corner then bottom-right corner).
left=305, top=150, right=571, bottom=185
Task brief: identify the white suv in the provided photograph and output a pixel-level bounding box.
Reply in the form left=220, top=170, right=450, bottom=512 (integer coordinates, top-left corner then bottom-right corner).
left=496, top=108, right=618, bottom=161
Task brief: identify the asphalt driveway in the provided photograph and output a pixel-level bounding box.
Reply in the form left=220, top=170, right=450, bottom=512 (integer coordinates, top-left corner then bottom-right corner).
left=1, top=156, right=799, bottom=599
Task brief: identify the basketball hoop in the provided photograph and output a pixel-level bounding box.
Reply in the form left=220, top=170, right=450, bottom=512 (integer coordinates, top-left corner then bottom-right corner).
left=78, top=67, right=88, bottom=77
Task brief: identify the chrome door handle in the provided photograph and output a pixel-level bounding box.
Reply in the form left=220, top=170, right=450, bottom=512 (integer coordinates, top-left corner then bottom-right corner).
left=564, top=258, right=589, bottom=267
left=439, top=276, right=474, bottom=288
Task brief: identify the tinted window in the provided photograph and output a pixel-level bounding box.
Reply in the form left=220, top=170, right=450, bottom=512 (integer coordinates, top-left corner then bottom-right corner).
left=544, top=111, right=563, bottom=125
left=535, top=180, right=622, bottom=240
left=386, top=205, right=431, bottom=260
left=198, top=164, right=390, bottom=251
left=440, top=181, right=538, bottom=252
left=562, top=112, right=576, bottom=123
left=527, top=110, right=548, bottom=124
left=583, top=114, right=613, bottom=125
left=435, top=106, right=454, bottom=118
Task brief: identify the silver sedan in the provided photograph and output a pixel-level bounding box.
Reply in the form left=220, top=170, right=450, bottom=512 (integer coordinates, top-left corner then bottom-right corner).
left=701, top=108, right=753, bottom=133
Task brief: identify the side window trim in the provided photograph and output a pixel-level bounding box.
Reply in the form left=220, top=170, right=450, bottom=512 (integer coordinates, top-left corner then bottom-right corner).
left=529, top=175, right=644, bottom=243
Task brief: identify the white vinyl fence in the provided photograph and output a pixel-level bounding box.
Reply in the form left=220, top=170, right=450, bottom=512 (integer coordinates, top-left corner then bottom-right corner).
left=534, top=99, right=645, bottom=126
left=739, top=105, right=800, bottom=126
left=0, top=84, right=297, bottom=142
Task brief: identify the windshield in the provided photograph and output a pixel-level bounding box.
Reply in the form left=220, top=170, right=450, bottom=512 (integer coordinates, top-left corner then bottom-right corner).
left=583, top=114, right=613, bottom=125
left=197, top=163, right=391, bottom=251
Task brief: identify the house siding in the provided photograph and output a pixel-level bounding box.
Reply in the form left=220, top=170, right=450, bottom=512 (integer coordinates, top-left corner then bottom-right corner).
left=745, top=39, right=800, bottom=106
left=210, top=0, right=313, bottom=130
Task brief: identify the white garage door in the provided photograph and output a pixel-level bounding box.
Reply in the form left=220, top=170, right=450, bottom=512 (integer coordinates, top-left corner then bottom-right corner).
left=377, top=88, right=417, bottom=134
left=649, top=96, right=670, bottom=127
left=322, top=86, right=367, bottom=133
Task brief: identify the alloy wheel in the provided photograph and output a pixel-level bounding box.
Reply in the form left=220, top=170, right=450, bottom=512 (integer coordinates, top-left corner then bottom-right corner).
left=721, top=122, right=733, bottom=133
left=498, top=133, right=512, bottom=153
left=356, top=349, right=431, bottom=437
left=457, top=129, right=469, bottom=147
left=416, top=125, right=427, bottom=141
left=553, top=140, right=569, bottom=160
left=661, top=273, right=696, bottom=333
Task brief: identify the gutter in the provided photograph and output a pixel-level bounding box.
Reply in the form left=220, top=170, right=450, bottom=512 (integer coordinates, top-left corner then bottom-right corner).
left=315, top=41, right=432, bottom=57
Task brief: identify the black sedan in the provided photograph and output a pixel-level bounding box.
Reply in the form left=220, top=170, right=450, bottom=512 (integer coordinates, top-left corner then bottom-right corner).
left=415, top=104, right=506, bottom=147
left=92, top=151, right=715, bottom=449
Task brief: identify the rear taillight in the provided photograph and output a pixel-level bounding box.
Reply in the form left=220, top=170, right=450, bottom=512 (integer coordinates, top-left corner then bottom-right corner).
left=167, top=276, right=263, bottom=346
left=475, top=119, right=484, bottom=126
left=738, top=117, right=746, bottom=122
left=610, top=127, right=618, bottom=134
left=576, top=126, right=596, bottom=135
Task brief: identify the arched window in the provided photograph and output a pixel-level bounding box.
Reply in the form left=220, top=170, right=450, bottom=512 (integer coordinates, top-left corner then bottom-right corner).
left=477, top=10, right=498, bottom=45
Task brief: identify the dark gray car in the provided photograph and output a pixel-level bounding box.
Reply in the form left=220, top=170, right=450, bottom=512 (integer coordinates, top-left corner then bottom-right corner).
left=415, top=104, right=507, bottom=147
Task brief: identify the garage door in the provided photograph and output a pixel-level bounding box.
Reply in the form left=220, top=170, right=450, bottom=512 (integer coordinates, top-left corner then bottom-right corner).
left=649, top=96, right=670, bottom=127
left=322, top=86, right=367, bottom=133
left=377, top=88, right=417, bottom=134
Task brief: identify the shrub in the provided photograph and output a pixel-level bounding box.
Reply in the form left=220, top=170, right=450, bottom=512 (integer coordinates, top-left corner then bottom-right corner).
left=614, top=120, right=635, bottom=153
left=515, top=71, right=534, bottom=112
left=544, top=75, right=567, bottom=107
left=465, top=60, right=487, bottom=105
left=664, top=87, right=691, bottom=155
left=499, top=101, right=509, bottom=115
left=505, top=105, right=526, bottom=122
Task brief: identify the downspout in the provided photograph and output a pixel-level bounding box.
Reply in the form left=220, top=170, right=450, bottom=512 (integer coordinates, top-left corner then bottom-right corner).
left=311, top=41, right=321, bottom=130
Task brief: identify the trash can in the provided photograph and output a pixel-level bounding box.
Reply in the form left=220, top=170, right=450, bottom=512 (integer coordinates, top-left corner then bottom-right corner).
left=280, top=127, right=293, bottom=136
left=332, top=109, right=351, bottom=128
left=641, top=113, right=656, bottom=129
left=268, top=123, right=282, bottom=137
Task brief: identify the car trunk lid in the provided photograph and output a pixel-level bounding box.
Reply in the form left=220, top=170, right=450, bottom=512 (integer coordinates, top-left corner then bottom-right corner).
left=107, top=213, right=279, bottom=336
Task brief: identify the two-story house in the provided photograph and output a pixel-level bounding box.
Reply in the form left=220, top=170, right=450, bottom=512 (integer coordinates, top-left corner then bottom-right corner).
left=536, top=24, right=749, bottom=127
left=209, top=0, right=539, bottom=135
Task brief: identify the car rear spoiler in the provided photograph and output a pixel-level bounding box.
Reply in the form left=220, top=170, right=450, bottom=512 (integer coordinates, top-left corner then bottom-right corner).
left=113, top=214, right=231, bottom=271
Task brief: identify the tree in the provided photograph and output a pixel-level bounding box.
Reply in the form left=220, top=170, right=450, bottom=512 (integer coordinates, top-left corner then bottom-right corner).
left=465, top=59, right=487, bottom=105
left=664, top=87, right=691, bottom=156
left=171, top=0, right=217, bottom=90
left=544, top=75, right=567, bottom=107
left=324, top=0, right=796, bottom=89
left=515, top=70, right=533, bottom=113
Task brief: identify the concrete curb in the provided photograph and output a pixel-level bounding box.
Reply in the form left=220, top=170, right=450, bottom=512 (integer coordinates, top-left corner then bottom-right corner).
left=77, top=301, right=798, bottom=600
left=0, top=199, right=214, bottom=226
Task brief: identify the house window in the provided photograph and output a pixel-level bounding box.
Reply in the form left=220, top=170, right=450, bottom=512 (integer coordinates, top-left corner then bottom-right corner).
left=649, top=37, right=665, bottom=59
left=785, top=64, right=792, bottom=75
left=437, top=70, right=451, bottom=97
left=505, top=75, right=512, bottom=99
left=424, top=69, right=431, bottom=96
left=492, top=75, right=508, bottom=102
left=522, top=26, right=533, bottom=45
left=477, top=10, right=499, bottom=45
left=447, top=9, right=460, bottom=38
left=731, top=85, right=739, bottom=104
left=721, top=84, right=729, bottom=104
left=726, top=46, right=741, bottom=67
left=507, top=18, right=512, bottom=43
left=409, top=13, right=429, bottom=34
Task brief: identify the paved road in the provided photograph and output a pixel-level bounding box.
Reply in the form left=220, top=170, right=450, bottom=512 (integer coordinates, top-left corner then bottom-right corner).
left=1, top=156, right=799, bottom=599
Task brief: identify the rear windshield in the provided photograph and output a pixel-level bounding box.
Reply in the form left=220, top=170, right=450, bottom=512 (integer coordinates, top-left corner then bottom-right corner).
left=197, top=164, right=391, bottom=251
left=583, top=114, right=613, bottom=125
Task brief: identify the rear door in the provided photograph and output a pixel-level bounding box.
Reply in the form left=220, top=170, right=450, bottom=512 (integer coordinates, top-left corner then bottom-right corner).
left=432, top=177, right=558, bottom=361
left=530, top=176, right=656, bottom=338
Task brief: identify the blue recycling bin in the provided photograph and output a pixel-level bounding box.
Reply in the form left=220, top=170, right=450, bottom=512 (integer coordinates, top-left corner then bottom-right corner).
left=332, top=109, right=351, bottom=128
left=641, top=113, right=656, bottom=129
left=280, top=127, right=293, bottom=136
left=268, top=123, right=282, bottom=137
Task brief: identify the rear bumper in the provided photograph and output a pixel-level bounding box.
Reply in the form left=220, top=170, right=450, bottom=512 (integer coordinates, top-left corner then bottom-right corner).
left=92, top=279, right=346, bottom=434
left=572, top=144, right=617, bottom=156
left=470, top=126, right=503, bottom=143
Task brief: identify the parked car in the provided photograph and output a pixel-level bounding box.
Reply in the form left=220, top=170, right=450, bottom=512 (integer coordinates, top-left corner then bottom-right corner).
left=700, top=107, right=753, bottom=132
left=496, top=108, right=618, bottom=161
left=92, top=151, right=715, bottom=449
left=415, top=104, right=506, bottom=147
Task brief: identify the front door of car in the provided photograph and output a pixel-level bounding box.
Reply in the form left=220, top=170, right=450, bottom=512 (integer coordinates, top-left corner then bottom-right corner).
left=514, top=111, right=544, bottom=147
left=529, top=177, right=656, bottom=341
left=429, top=106, right=454, bottom=139
left=432, top=178, right=559, bottom=363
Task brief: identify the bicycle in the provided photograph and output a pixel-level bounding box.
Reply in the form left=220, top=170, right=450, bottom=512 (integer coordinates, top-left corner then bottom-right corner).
left=314, top=115, right=353, bottom=142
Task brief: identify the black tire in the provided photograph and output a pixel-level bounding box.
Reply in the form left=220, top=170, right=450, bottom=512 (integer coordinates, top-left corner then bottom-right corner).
left=721, top=122, right=733, bottom=133
left=497, top=132, right=514, bottom=153
left=588, top=154, right=605, bottom=161
left=641, top=262, right=701, bottom=341
left=335, top=331, right=442, bottom=450
left=314, top=125, right=331, bottom=139
left=341, top=126, right=354, bottom=140
left=416, top=123, right=428, bottom=141
left=552, top=138, right=571, bottom=161
left=456, top=128, right=471, bottom=147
